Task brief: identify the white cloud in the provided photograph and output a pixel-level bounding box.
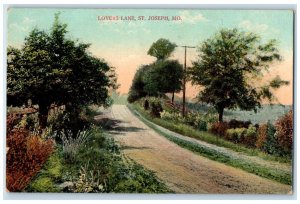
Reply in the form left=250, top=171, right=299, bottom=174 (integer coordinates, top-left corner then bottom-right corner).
left=9, top=23, right=29, bottom=32
left=9, top=17, right=36, bottom=32
left=23, top=17, right=35, bottom=25
left=238, top=20, right=269, bottom=32
left=178, top=10, right=207, bottom=24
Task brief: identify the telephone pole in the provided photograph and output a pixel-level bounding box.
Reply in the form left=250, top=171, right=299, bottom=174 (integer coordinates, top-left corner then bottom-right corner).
left=176, top=45, right=196, bottom=117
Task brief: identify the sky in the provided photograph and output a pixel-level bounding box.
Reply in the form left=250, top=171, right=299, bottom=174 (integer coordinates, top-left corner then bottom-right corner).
left=7, top=8, right=294, bottom=104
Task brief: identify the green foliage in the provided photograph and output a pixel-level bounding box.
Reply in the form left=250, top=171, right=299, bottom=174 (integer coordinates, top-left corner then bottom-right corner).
left=26, top=151, right=63, bottom=192
left=130, top=103, right=290, bottom=163
left=58, top=124, right=168, bottom=193
left=60, top=129, right=92, bottom=162
left=198, top=120, right=207, bottom=131
left=47, top=110, right=90, bottom=138
left=190, top=28, right=287, bottom=121
left=128, top=65, right=149, bottom=103
left=148, top=98, right=163, bottom=118
left=74, top=163, right=106, bottom=193
left=143, top=60, right=183, bottom=96
left=7, top=14, right=116, bottom=127
left=113, top=162, right=170, bottom=193
left=129, top=39, right=183, bottom=102
left=28, top=176, right=59, bottom=192
left=226, top=128, right=247, bottom=143
left=147, top=38, right=176, bottom=60
left=161, top=110, right=184, bottom=123
left=264, top=122, right=279, bottom=155
left=130, top=104, right=291, bottom=185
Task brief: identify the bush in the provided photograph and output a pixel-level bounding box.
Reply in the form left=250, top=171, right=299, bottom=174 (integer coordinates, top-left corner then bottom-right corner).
left=256, top=124, right=268, bottom=150
left=74, top=163, right=105, bottom=193
left=275, top=110, right=293, bottom=155
left=26, top=151, right=64, bottom=192
left=143, top=99, right=150, bottom=110
left=242, top=125, right=257, bottom=147
left=256, top=122, right=280, bottom=155
left=160, top=110, right=184, bottom=123
left=198, top=120, right=207, bottom=131
left=226, top=128, right=247, bottom=143
left=7, top=114, right=21, bottom=133
left=48, top=110, right=90, bottom=140
left=148, top=98, right=163, bottom=118
left=209, top=122, right=229, bottom=137
left=6, top=129, right=54, bottom=191
left=228, top=119, right=252, bottom=129
left=60, top=129, right=92, bottom=162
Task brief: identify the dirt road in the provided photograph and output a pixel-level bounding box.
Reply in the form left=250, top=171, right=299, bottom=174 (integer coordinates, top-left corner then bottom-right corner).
left=97, top=105, right=291, bottom=194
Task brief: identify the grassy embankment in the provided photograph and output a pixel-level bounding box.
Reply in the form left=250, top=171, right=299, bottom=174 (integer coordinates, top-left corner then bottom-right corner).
left=26, top=105, right=171, bottom=193
left=129, top=103, right=292, bottom=185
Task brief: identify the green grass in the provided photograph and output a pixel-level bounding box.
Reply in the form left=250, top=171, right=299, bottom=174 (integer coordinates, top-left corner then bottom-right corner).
left=128, top=104, right=292, bottom=185
left=26, top=104, right=171, bottom=193
left=26, top=151, right=63, bottom=192
left=131, top=103, right=291, bottom=164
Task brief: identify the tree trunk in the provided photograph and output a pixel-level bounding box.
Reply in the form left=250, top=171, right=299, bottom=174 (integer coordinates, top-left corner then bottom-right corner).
left=172, top=92, right=175, bottom=103
left=218, top=107, right=224, bottom=122
left=38, top=103, right=49, bottom=129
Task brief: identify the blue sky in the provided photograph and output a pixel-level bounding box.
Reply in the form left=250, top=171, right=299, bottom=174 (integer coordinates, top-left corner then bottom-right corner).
left=7, top=8, right=294, bottom=104
left=8, top=9, right=293, bottom=50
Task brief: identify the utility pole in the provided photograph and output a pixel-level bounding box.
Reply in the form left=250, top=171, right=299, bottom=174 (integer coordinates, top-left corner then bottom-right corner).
left=176, top=45, right=196, bottom=117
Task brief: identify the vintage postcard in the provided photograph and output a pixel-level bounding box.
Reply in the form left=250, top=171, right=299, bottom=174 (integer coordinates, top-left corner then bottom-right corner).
left=6, top=8, right=294, bottom=194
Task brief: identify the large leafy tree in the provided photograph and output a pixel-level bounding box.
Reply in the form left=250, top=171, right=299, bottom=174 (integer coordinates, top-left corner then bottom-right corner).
left=143, top=60, right=183, bottom=101
left=147, top=38, right=176, bottom=60
left=190, top=28, right=289, bottom=122
left=127, top=65, right=149, bottom=103
left=7, top=14, right=116, bottom=128
left=128, top=38, right=183, bottom=103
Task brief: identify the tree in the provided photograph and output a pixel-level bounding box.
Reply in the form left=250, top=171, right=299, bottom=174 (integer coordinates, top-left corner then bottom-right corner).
left=147, top=38, right=176, bottom=60
left=127, top=65, right=149, bottom=103
left=190, top=28, right=289, bottom=121
left=7, top=14, right=116, bottom=128
left=143, top=60, right=183, bottom=102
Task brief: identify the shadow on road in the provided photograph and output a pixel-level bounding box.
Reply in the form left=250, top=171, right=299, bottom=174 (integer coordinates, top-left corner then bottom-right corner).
left=93, top=116, right=144, bottom=134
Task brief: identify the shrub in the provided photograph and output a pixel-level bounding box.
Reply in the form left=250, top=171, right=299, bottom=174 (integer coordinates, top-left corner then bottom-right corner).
left=275, top=110, right=293, bottom=155
left=198, top=120, right=207, bottom=131
left=256, top=122, right=279, bottom=155
left=143, top=99, right=150, bottom=110
left=209, top=122, right=229, bottom=137
left=184, top=112, right=203, bottom=128
left=226, top=128, right=247, bottom=143
left=60, top=129, right=92, bottom=162
left=48, top=110, right=90, bottom=139
left=228, top=119, right=252, bottom=129
left=149, top=99, right=163, bottom=118
left=256, top=124, right=268, bottom=150
left=6, top=114, right=21, bottom=133
left=27, top=176, right=59, bottom=192
left=74, top=163, right=105, bottom=193
left=6, top=129, right=54, bottom=191
left=242, top=125, right=257, bottom=147
left=160, top=110, right=184, bottom=123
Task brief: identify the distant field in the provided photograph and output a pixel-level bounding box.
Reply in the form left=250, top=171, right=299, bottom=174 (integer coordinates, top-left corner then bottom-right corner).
left=111, top=92, right=128, bottom=105
left=118, top=94, right=292, bottom=124
left=186, top=102, right=292, bottom=124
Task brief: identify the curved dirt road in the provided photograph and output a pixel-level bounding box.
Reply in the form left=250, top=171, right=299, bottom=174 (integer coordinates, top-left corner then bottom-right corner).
left=97, top=105, right=291, bottom=194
